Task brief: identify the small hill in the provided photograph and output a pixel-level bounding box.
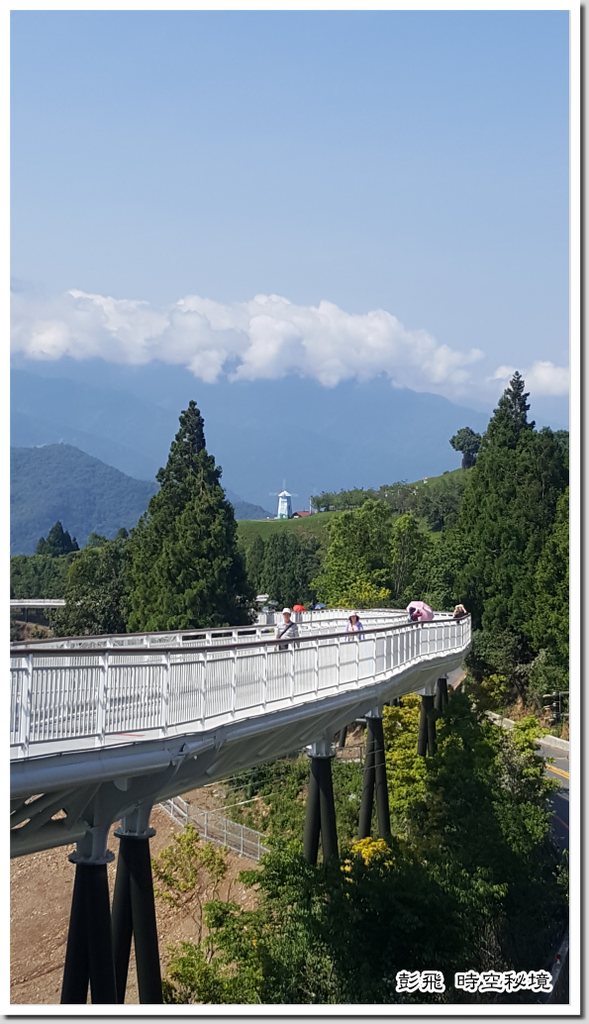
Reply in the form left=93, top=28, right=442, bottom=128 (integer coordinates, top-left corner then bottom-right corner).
left=10, top=445, right=159, bottom=555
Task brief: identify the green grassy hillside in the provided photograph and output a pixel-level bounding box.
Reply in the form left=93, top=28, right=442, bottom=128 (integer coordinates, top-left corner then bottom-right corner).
left=237, top=511, right=334, bottom=555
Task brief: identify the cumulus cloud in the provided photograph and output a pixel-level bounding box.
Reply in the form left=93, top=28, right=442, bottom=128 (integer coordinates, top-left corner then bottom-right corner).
left=491, top=360, right=569, bottom=397
left=11, top=286, right=487, bottom=397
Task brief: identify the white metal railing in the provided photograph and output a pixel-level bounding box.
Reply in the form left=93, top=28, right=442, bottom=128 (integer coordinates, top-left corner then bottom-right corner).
left=159, top=795, right=269, bottom=862
left=10, top=616, right=471, bottom=761
left=9, top=607, right=423, bottom=652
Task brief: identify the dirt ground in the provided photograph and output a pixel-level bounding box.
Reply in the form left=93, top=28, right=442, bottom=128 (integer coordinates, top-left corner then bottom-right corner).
left=10, top=795, right=259, bottom=1006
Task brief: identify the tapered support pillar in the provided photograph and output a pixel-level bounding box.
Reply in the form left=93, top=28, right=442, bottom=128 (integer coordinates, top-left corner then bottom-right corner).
left=112, top=813, right=162, bottom=1004
left=358, top=723, right=376, bottom=839
left=417, top=695, right=437, bottom=757
left=61, top=858, right=117, bottom=1004
left=303, top=743, right=339, bottom=865
left=372, top=717, right=391, bottom=839
left=303, top=757, right=321, bottom=865
left=435, top=677, right=448, bottom=712
left=338, top=725, right=348, bottom=749
left=359, top=711, right=391, bottom=840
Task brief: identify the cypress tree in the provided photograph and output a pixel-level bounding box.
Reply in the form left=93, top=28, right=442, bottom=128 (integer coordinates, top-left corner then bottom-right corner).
left=127, top=401, right=253, bottom=631
left=451, top=375, right=567, bottom=635
left=36, top=521, right=79, bottom=557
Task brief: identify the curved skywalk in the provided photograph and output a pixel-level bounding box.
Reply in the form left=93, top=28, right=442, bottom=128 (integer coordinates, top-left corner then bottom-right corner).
left=10, top=610, right=471, bottom=858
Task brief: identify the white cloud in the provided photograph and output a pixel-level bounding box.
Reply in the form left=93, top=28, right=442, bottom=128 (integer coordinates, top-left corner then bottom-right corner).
left=11, top=286, right=487, bottom=398
left=491, top=360, right=569, bottom=397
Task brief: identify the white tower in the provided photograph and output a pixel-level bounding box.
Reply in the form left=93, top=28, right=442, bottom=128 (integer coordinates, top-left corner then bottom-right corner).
left=276, top=490, right=293, bottom=519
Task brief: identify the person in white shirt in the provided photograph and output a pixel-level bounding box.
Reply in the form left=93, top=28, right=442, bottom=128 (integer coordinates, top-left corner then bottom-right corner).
left=345, top=611, right=364, bottom=640
left=276, top=607, right=299, bottom=649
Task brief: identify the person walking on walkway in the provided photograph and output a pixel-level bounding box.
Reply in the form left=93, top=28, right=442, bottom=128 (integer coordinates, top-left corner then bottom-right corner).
left=346, top=611, right=364, bottom=640
left=276, top=607, right=299, bottom=649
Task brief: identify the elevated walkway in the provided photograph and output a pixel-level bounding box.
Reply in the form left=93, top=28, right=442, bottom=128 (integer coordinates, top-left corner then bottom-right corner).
left=11, top=610, right=470, bottom=858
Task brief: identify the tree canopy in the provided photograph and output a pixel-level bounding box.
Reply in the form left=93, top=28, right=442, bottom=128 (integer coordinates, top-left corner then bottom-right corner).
left=35, top=521, right=79, bottom=557
left=449, top=427, right=482, bottom=469
left=127, top=401, right=253, bottom=631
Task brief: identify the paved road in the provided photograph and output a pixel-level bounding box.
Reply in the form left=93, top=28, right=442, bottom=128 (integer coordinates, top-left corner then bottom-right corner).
left=536, top=739, right=569, bottom=854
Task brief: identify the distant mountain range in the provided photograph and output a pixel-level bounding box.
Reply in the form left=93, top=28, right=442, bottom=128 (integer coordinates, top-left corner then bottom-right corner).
left=10, top=444, right=272, bottom=555
left=10, top=362, right=496, bottom=509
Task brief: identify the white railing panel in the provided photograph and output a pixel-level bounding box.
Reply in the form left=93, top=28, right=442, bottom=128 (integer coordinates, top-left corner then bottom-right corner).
left=168, top=655, right=204, bottom=726
left=317, top=640, right=339, bottom=691
left=106, top=663, right=164, bottom=734
left=266, top=649, right=291, bottom=703
left=358, top=641, right=376, bottom=681
left=375, top=636, right=387, bottom=675
left=30, top=660, right=101, bottom=743
left=235, top=649, right=265, bottom=710
left=203, top=654, right=234, bottom=719
left=293, top=644, right=316, bottom=697
left=339, top=642, right=357, bottom=686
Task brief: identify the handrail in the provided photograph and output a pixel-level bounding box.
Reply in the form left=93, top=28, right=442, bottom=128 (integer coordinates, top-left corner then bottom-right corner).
left=8, top=607, right=410, bottom=649
left=10, top=615, right=460, bottom=658
left=10, top=616, right=471, bottom=764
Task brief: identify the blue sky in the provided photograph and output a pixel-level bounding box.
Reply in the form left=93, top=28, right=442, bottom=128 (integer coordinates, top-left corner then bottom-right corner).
left=11, top=10, right=570, bottom=418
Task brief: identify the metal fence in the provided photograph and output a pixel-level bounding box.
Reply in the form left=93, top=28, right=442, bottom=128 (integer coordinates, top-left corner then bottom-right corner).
left=159, top=795, right=269, bottom=862
left=10, top=616, right=471, bottom=761
left=10, top=607, right=443, bottom=652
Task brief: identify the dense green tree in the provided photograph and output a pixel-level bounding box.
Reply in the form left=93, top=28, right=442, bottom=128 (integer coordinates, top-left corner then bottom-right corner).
left=259, top=533, right=321, bottom=608
left=451, top=376, right=567, bottom=635
left=52, top=536, right=130, bottom=636
left=162, top=691, right=566, bottom=1005
left=311, top=487, right=378, bottom=512
left=483, top=370, right=535, bottom=449
left=312, top=500, right=395, bottom=607
left=35, top=521, right=79, bottom=557
left=530, top=486, right=569, bottom=669
left=127, top=402, right=254, bottom=631
left=388, top=512, right=431, bottom=602
left=243, top=534, right=266, bottom=595
left=10, top=553, right=75, bottom=600
left=449, top=426, right=482, bottom=469
left=85, top=531, right=109, bottom=548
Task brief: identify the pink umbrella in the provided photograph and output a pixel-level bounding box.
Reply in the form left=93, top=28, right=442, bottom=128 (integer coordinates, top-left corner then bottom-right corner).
left=406, top=601, right=434, bottom=622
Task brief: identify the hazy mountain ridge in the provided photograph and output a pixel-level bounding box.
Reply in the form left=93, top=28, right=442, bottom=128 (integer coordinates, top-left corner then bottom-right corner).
left=10, top=445, right=272, bottom=555
left=11, top=363, right=493, bottom=508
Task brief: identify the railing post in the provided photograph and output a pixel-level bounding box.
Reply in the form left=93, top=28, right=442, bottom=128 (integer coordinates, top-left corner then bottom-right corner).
left=18, top=654, right=33, bottom=757
left=161, top=651, right=170, bottom=736
left=97, top=653, right=108, bottom=747
left=289, top=645, right=295, bottom=702
left=263, top=646, right=268, bottom=710
left=201, top=653, right=207, bottom=726
left=314, top=640, right=319, bottom=697
left=336, top=637, right=341, bottom=689
left=231, top=648, right=237, bottom=717
left=355, top=633, right=360, bottom=685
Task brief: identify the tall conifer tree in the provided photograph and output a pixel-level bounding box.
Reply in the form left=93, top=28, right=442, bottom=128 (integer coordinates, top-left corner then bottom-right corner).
left=451, top=374, right=567, bottom=635
left=128, top=401, right=253, bottom=631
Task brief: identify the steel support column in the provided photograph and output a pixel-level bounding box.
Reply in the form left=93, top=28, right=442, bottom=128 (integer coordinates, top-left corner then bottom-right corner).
left=303, top=756, right=321, bottom=864
left=417, top=695, right=437, bottom=757
left=61, top=861, right=117, bottom=1004
left=359, top=712, right=390, bottom=840
left=112, top=814, right=162, bottom=1004
left=435, top=676, right=448, bottom=712
left=303, top=743, right=338, bottom=865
